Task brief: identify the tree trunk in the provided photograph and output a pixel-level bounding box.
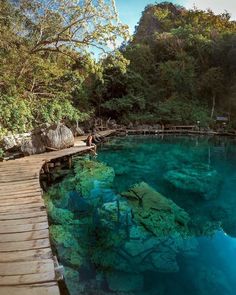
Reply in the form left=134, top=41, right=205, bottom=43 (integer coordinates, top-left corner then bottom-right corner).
left=211, top=94, right=216, bottom=119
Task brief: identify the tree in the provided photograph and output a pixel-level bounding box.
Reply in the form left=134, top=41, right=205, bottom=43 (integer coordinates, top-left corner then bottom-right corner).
left=14, top=0, right=129, bottom=57
left=0, top=0, right=129, bottom=135
left=200, top=67, right=225, bottom=118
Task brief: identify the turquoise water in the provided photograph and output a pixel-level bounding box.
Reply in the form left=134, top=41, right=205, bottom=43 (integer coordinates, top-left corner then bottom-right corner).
left=48, top=135, right=236, bottom=295
left=97, top=135, right=236, bottom=295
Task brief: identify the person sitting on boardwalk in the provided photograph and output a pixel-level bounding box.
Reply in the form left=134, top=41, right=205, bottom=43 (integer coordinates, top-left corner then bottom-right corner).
left=86, top=133, right=98, bottom=155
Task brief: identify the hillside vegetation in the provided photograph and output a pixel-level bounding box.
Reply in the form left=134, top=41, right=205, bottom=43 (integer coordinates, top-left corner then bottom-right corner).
left=100, top=2, right=236, bottom=127
left=1, top=1, right=236, bottom=135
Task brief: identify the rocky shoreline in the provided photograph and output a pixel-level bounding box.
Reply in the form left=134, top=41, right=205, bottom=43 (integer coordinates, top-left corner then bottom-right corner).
left=1, top=121, right=236, bottom=161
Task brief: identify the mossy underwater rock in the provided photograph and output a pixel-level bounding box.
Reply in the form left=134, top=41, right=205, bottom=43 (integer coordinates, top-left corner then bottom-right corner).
left=44, top=195, right=74, bottom=224
left=94, top=183, right=196, bottom=274
left=49, top=225, right=84, bottom=267
left=74, top=159, right=115, bottom=198
left=64, top=267, right=80, bottom=295
left=164, top=164, right=222, bottom=200
left=121, top=182, right=190, bottom=236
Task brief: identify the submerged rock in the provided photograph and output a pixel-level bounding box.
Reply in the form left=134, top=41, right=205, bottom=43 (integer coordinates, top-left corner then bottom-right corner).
left=64, top=267, right=80, bottom=295
left=74, top=159, right=115, bottom=199
left=164, top=164, right=222, bottom=200
left=44, top=195, right=74, bottom=224
left=50, top=225, right=84, bottom=267
left=92, top=182, right=197, bottom=274
left=121, top=182, right=190, bottom=236
left=107, top=271, right=144, bottom=292
left=192, top=266, right=232, bottom=295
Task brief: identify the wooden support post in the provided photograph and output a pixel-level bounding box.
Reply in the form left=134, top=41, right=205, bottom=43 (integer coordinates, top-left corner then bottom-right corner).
left=44, top=163, right=50, bottom=174
left=68, top=157, right=72, bottom=169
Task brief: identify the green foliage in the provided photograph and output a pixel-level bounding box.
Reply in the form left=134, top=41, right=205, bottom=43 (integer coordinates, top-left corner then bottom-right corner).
left=158, top=96, right=211, bottom=125
left=0, top=0, right=129, bottom=135
left=1, top=0, right=236, bottom=130
left=96, top=2, right=236, bottom=125
left=0, top=148, right=5, bottom=158
left=0, top=95, right=33, bottom=133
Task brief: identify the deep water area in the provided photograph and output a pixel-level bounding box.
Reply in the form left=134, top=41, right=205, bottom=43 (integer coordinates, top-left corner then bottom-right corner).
left=45, top=135, right=236, bottom=295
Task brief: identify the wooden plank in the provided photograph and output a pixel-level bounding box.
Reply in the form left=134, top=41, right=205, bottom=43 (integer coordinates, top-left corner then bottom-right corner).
left=0, top=211, right=47, bottom=221
left=0, top=238, right=50, bottom=252
left=0, top=283, right=59, bottom=294
left=0, top=192, right=42, bottom=201
left=0, top=179, right=40, bottom=187
left=0, top=216, right=47, bottom=225
left=0, top=170, right=39, bottom=175
left=0, top=207, right=46, bottom=215
left=0, top=183, right=40, bottom=192
left=0, top=197, right=43, bottom=207
left=0, top=271, right=56, bottom=285
left=0, top=259, right=54, bottom=275
left=0, top=248, right=52, bottom=262
left=0, top=191, right=42, bottom=198
left=0, top=176, right=38, bottom=183
left=0, top=202, right=45, bottom=213
left=0, top=222, right=48, bottom=234
left=0, top=186, right=41, bottom=194
left=0, top=229, right=49, bottom=242
left=0, top=206, right=46, bottom=216
left=0, top=176, right=39, bottom=182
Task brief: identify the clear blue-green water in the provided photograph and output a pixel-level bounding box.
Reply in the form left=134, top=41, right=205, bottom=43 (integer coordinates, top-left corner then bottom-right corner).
left=49, top=135, right=236, bottom=295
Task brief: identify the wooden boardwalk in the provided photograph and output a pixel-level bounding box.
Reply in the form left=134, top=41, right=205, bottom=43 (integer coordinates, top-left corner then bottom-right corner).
left=0, top=136, right=107, bottom=295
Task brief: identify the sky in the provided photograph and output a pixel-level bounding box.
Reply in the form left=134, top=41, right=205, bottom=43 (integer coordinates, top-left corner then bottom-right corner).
left=116, top=0, right=236, bottom=33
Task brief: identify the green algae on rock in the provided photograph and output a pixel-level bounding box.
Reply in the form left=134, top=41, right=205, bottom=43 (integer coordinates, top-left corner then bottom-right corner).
left=50, top=224, right=84, bottom=268
left=74, top=159, right=115, bottom=198
left=44, top=195, right=74, bottom=224
left=121, top=182, right=190, bottom=236
left=64, top=267, right=80, bottom=295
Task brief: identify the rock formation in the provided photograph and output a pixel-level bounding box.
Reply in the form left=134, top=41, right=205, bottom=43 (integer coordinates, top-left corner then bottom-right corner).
left=164, top=164, right=222, bottom=200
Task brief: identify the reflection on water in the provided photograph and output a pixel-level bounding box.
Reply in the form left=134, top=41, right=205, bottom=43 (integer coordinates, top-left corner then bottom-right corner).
left=46, top=135, right=236, bottom=295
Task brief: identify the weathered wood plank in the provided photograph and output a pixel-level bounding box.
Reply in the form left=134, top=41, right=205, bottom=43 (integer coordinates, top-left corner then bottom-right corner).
left=0, top=176, right=39, bottom=183
left=0, top=248, right=52, bottom=263
left=0, top=183, right=40, bottom=192
left=0, top=271, right=55, bottom=285
left=0, top=216, right=47, bottom=225
left=0, top=179, right=40, bottom=188
left=0, top=202, right=45, bottom=213
left=0, top=197, right=43, bottom=206
left=0, top=229, right=49, bottom=242
left=0, top=211, right=47, bottom=221
left=0, top=222, right=48, bottom=234
left=0, top=259, right=54, bottom=275
left=0, top=192, right=42, bottom=201
left=0, top=283, right=59, bottom=295
left=0, top=238, right=50, bottom=251
left=0, top=207, right=46, bottom=215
